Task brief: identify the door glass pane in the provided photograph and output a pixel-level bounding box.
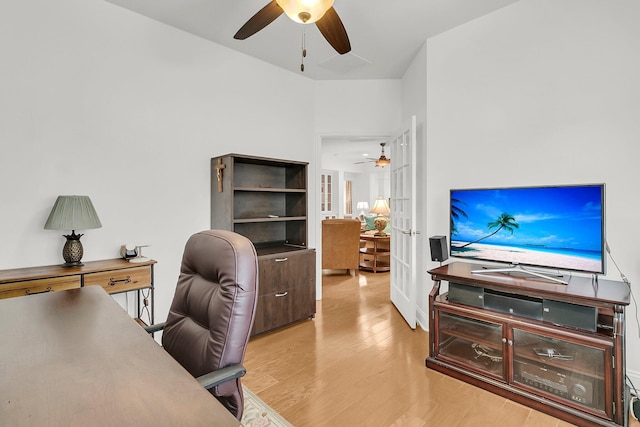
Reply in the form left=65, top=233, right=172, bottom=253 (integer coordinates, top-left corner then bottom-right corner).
left=321, top=173, right=333, bottom=213
left=512, top=328, right=608, bottom=413
left=437, top=312, right=504, bottom=379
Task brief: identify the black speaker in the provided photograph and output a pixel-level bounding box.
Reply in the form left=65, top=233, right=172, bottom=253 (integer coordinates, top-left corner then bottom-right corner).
left=448, top=282, right=484, bottom=308
left=429, top=235, right=448, bottom=262
left=542, top=299, right=597, bottom=332
left=485, top=289, right=543, bottom=320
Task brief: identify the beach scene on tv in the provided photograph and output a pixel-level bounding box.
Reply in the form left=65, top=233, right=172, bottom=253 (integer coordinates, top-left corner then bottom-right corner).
left=450, top=185, right=604, bottom=274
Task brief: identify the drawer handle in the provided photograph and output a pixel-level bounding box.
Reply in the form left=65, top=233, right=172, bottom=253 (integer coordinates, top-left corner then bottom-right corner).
left=25, top=286, right=52, bottom=295
left=275, top=258, right=288, bottom=262
left=275, top=291, right=288, bottom=297
left=108, top=276, right=131, bottom=286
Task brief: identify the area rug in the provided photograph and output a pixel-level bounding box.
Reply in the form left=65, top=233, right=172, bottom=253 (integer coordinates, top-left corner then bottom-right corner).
left=241, top=386, right=294, bottom=427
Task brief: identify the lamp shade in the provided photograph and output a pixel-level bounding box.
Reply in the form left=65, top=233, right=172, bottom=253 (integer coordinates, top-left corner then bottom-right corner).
left=276, top=0, right=334, bottom=24
left=44, top=196, right=102, bottom=231
left=375, top=157, right=391, bottom=168
left=356, top=201, right=369, bottom=211
left=369, top=198, right=390, bottom=215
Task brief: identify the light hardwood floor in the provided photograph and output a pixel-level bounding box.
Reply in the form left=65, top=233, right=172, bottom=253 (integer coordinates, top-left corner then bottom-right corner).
left=243, top=271, right=637, bottom=427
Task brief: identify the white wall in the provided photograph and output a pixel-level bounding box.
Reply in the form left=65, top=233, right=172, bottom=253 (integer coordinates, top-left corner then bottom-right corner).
left=424, top=0, right=640, bottom=384
left=314, top=80, right=402, bottom=133
left=0, top=0, right=315, bottom=322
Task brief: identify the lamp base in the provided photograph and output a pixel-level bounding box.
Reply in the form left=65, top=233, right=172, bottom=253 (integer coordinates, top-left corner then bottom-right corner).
left=61, top=261, right=84, bottom=268
left=374, top=215, right=388, bottom=235
left=61, top=231, right=84, bottom=268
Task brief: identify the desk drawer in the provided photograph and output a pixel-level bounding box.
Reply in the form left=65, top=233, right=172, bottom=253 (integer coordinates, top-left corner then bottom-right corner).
left=0, top=276, right=81, bottom=299
left=84, top=266, right=151, bottom=294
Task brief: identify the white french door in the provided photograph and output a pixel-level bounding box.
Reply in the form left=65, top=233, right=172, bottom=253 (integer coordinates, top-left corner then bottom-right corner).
left=389, top=116, right=418, bottom=328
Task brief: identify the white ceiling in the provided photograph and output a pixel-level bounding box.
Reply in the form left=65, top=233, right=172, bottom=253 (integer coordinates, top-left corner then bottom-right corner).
left=104, top=0, right=520, bottom=81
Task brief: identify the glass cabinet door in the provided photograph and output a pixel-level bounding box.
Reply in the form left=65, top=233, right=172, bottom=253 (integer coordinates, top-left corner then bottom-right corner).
left=511, top=328, right=611, bottom=416
left=436, top=311, right=505, bottom=380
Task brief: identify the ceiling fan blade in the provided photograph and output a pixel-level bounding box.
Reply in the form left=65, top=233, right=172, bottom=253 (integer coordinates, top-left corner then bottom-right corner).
left=315, top=7, right=351, bottom=54
left=234, top=1, right=284, bottom=40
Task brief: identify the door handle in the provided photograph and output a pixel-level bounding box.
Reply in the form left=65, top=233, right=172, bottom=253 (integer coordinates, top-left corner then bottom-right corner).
left=401, top=229, right=421, bottom=236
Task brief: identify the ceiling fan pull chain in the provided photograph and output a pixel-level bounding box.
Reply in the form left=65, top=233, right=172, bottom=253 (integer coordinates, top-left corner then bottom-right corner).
left=300, top=28, right=306, bottom=72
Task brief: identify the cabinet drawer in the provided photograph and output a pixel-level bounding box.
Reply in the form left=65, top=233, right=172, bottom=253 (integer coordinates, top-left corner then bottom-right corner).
left=84, top=266, right=151, bottom=294
left=258, top=250, right=315, bottom=295
left=0, top=276, right=81, bottom=299
left=251, top=285, right=315, bottom=335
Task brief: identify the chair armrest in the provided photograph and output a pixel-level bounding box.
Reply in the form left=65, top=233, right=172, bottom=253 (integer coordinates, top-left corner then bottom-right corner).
left=196, top=364, right=246, bottom=390
left=143, top=322, right=166, bottom=334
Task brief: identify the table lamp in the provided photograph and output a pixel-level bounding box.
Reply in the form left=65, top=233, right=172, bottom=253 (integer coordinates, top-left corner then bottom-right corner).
left=369, top=197, right=390, bottom=235
left=356, top=201, right=369, bottom=221
left=44, top=195, right=102, bottom=267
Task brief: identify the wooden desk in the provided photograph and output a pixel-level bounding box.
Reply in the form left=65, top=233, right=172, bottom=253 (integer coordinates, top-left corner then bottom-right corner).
left=0, top=286, right=240, bottom=427
left=0, top=258, right=156, bottom=325
left=359, top=234, right=391, bottom=272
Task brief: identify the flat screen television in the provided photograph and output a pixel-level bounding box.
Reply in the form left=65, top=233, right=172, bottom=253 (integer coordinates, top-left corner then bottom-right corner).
left=450, top=184, right=605, bottom=282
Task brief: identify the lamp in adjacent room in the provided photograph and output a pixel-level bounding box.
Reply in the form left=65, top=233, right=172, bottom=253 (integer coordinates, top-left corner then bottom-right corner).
left=44, top=195, right=102, bottom=267
left=369, top=197, right=390, bottom=235
left=356, top=201, right=369, bottom=221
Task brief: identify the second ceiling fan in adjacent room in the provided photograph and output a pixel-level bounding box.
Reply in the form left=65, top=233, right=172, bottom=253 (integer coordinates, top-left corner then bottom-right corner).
left=355, top=143, right=391, bottom=168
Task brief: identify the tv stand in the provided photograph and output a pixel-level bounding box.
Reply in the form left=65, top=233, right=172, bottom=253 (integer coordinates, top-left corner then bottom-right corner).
left=472, top=264, right=569, bottom=285
left=427, top=262, right=631, bottom=427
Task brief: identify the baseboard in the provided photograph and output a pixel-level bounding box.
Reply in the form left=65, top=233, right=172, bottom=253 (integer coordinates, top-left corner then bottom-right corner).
left=417, top=306, right=428, bottom=331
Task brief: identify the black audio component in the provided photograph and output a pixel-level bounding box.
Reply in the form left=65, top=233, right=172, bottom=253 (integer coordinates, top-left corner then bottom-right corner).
left=514, top=359, right=594, bottom=406
left=447, top=284, right=598, bottom=333
left=429, top=235, right=448, bottom=262
left=448, top=282, right=484, bottom=308
left=543, top=299, right=597, bottom=332
left=484, top=289, right=543, bottom=320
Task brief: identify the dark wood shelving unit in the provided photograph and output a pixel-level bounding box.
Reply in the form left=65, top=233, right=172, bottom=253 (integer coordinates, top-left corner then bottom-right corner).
left=211, top=154, right=315, bottom=336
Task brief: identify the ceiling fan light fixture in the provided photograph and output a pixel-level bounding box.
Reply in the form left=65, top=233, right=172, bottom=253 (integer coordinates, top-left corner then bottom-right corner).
left=375, top=142, right=390, bottom=167
left=375, top=157, right=390, bottom=168
left=276, top=0, right=334, bottom=24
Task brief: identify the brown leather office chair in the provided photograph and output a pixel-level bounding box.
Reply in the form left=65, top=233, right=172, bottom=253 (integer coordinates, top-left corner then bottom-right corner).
left=146, top=230, right=258, bottom=420
left=322, top=218, right=361, bottom=276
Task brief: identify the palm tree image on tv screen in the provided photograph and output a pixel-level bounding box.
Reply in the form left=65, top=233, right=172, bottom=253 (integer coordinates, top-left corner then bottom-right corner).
left=449, top=185, right=605, bottom=275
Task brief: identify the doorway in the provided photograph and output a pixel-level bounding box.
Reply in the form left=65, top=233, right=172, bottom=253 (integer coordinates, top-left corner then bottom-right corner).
left=316, top=133, right=391, bottom=299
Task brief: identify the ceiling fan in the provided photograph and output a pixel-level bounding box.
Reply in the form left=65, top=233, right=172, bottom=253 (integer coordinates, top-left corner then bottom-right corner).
left=355, top=143, right=391, bottom=168
left=234, top=0, right=351, bottom=55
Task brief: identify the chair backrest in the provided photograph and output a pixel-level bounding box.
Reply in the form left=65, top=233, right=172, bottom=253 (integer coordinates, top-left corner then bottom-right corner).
left=322, top=218, right=361, bottom=270
left=162, top=230, right=258, bottom=418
